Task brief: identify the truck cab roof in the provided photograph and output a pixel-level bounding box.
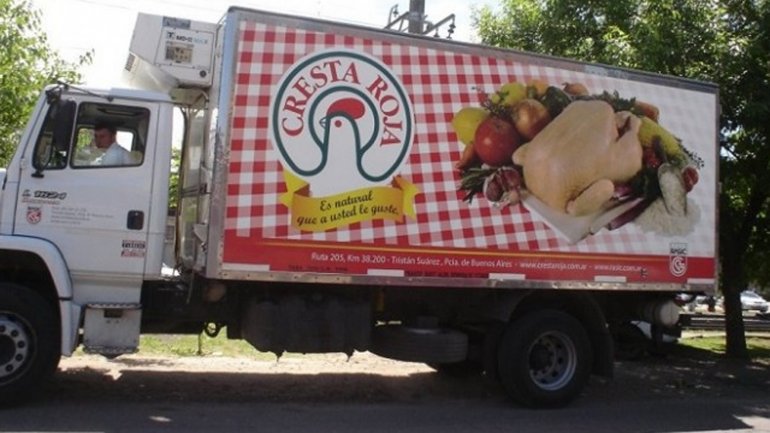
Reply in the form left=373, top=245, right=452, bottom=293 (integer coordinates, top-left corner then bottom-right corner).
left=46, top=84, right=172, bottom=104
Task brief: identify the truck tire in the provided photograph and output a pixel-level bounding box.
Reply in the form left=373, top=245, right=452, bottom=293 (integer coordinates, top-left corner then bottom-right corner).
left=497, top=309, right=592, bottom=408
left=371, top=325, right=468, bottom=363
left=0, top=283, right=60, bottom=405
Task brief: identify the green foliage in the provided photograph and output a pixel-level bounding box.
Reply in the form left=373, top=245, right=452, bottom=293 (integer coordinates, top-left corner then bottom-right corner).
left=168, top=146, right=181, bottom=210
left=137, top=332, right=275, bottom=358
left=716, top=2, right=770, bottom=293
left=0, top=0, right=91, bottom=166
left=475, top=0, right=770, bottom=357
left=681, top=334, right=770, bottom=360
left=73, top=331, right=284, bottom=359
left=474, top=0, right=724, bottom=77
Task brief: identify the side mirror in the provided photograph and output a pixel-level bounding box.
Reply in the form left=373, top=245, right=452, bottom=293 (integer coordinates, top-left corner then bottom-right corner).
left=52, top=100, right=76, bottom=152
left=32, top=99, right=76, bottom=178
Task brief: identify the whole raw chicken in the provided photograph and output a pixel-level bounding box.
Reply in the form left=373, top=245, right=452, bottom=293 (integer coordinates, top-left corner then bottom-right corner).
left=512, top=100, right=642, bottom=216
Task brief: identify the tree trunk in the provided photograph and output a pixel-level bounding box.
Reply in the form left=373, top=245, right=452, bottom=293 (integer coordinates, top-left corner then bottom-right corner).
left=722, top=286, right=748, bottom=359
left=719, top=244, right=748, bottom=358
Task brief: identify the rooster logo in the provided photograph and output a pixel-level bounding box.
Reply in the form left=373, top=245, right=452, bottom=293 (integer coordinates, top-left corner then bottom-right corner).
left=271, top=50, right=417, bottom=231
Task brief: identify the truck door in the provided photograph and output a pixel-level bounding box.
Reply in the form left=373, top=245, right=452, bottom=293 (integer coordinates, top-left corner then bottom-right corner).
left=13, top=96, right=163, bottom=303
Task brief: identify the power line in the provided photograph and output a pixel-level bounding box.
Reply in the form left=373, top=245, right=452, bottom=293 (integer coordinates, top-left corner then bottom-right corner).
left=44, top=0, right=378, bottom=26
left=38, top=0, right=134, bottom=11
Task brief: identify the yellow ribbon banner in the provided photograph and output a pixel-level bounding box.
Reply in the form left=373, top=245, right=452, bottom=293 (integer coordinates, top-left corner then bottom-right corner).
left=280, top=172, right=419, bottom=232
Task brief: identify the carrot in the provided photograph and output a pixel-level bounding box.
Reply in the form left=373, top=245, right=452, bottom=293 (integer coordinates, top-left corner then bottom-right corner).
left=455, top=144, right=479, bottom=170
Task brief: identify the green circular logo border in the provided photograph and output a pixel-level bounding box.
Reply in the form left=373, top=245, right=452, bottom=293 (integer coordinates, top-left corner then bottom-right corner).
left=270, top=49, right=415, bottom=181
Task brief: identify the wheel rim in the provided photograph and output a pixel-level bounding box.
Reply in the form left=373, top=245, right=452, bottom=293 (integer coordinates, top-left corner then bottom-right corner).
left=0, top=312, right=31, bottom=381
left=527, top=330, right=577, bottom=391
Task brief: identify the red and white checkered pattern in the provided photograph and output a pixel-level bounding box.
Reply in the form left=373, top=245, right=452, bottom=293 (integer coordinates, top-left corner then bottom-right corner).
left=225, top=20, right=717, bottom=258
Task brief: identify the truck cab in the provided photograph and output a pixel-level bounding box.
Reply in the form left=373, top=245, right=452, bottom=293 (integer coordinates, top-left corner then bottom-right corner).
left=0, top=11, right=222, bottom=403
left=0, top=85, right=176, bottom=400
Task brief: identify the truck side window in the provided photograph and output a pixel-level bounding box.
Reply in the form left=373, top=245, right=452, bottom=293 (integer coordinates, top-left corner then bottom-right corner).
left=71, top=102, right=149, bottom=168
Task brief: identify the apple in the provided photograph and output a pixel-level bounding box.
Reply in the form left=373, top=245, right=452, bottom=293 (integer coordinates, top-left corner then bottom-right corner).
left=473, top=116, right=521, bottom=167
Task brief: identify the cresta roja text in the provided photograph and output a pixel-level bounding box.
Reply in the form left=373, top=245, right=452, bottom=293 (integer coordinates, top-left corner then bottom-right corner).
left=279, top=58, right=405, bottom=146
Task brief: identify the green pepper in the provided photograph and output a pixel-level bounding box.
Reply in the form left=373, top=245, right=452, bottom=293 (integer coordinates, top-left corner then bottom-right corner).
left=539, top=86, right=573, bottom=118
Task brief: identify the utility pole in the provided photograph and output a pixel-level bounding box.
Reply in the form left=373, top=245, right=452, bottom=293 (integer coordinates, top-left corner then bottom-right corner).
left=407, top=0, right=425, bottom=34
left=385, top=1, right=456, bottom=39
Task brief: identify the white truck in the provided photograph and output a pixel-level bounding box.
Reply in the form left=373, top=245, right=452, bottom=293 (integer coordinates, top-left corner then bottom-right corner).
left=0, top=7, right=718, bottom=407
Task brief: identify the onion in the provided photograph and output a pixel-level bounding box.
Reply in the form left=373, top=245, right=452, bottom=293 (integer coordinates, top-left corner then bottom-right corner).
left=511, top=99, right=552, bottom=141
left=483, top=167, right=523, bottom=206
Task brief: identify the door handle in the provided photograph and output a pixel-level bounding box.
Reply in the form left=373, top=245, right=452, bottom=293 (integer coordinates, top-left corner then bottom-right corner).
left=127, top=210, right=144, bottom=230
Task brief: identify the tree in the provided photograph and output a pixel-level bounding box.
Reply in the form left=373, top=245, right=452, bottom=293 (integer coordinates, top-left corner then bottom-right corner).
left=474, top=0, right=770, bottom=358
left=0, top=0, right=91, bottom=166
left=714, top=0, right=770, bottom=357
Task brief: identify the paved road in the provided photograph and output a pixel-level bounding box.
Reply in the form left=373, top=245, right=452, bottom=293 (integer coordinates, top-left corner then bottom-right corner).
left=2, top=397, right=769, bottom=433
left=1, top=352, right=769, bottom=433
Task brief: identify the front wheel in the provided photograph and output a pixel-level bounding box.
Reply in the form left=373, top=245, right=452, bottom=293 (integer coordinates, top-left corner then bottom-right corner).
left=0, top=284, right=60, bottom=405
left=497, top=310, right=592, bottom=408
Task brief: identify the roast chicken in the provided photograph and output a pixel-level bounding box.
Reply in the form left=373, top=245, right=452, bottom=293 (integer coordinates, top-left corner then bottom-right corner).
left=512, top=100, right=642, bottom=216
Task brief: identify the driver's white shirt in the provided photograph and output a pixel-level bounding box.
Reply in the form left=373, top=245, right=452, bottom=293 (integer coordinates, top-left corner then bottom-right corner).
left=99, top=142, right=133, bottom=166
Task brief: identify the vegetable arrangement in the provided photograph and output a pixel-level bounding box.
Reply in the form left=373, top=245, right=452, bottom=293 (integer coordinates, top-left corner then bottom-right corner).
left=452, top=80, right=702, bottom=231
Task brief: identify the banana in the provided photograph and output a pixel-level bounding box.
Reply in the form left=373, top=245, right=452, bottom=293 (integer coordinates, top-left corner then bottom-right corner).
left=637, top=116, right=684, bottom=161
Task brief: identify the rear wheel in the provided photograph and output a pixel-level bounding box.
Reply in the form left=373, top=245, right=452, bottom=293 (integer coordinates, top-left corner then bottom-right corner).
left=0, top=284, right=60, bottom=405
left=497, top=310, right=591, bottom=408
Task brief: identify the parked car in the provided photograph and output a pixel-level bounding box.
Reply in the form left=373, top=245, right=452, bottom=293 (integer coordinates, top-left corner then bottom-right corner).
left=740, top=291, right=770, bottom=313
left=677, top=293, right=718, bottom=313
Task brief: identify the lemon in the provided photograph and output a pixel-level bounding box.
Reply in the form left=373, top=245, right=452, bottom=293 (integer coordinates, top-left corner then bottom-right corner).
left=498, top=82, right=527, bottom=106
left=452, top=107, right=489, bottom=146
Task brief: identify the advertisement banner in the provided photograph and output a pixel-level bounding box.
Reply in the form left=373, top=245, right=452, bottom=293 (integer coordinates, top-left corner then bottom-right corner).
left=222, top=21, right=717, bottom=285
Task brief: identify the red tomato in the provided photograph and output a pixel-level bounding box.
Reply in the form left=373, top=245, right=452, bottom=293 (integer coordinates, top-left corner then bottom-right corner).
left=473, top=117, right=520, bottom=167
left=683, top=166, right=699, bottom=192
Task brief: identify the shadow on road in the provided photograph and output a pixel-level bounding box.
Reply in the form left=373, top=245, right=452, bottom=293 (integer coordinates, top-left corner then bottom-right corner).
left=0, top=346, right=768, bottom=433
